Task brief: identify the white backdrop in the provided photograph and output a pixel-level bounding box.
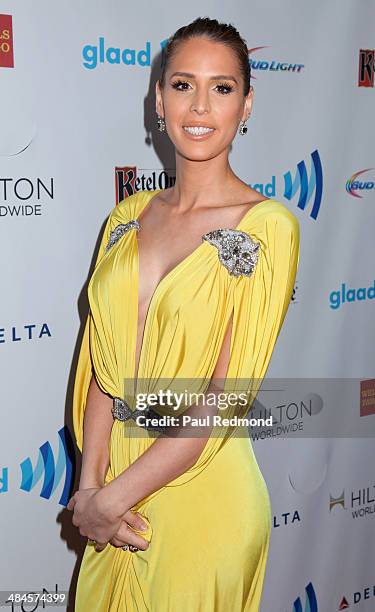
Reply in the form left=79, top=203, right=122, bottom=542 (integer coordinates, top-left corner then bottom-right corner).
left=1, top=2, right=374, bottom=610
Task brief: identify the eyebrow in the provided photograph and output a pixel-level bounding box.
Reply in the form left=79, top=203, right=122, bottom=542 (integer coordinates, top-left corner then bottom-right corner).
left=169, top=71, right=238, bottom=84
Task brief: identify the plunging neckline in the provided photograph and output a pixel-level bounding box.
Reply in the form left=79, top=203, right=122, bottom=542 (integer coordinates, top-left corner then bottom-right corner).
left=132, top=189, right=272, bottom=384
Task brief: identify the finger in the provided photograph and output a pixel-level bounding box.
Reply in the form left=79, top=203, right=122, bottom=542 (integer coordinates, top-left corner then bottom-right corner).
left=66, top=496, right=75, bottom=511
left=113, top=523, right=150, bottom=551
left=123, top=511, right=149, bottom=532
left=110, top=533, right=149, bottom=551
left=110, top=535, right=131, bottom=548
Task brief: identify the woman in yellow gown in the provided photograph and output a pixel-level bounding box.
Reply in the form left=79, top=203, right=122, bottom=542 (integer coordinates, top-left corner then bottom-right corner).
left=69, top=18, right=300, bottom=612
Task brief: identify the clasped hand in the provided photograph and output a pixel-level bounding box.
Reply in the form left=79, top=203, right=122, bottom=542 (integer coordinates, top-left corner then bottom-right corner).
left=67, top=487, right=150, bottom=552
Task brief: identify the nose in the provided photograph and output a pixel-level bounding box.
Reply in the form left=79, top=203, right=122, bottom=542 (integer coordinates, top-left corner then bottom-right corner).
left=190, top=86, right=210, bottom=114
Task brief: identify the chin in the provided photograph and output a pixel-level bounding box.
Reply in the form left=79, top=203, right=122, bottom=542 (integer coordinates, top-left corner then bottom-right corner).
left=176, top=147, right=218, bottom=162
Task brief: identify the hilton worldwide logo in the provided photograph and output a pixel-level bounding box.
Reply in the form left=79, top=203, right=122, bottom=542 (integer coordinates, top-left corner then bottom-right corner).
left=330, top=482, right=375, bottom=519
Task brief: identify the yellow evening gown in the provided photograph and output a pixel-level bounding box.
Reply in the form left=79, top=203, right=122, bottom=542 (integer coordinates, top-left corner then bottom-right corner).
left=72, top=188, right=300, bottom=611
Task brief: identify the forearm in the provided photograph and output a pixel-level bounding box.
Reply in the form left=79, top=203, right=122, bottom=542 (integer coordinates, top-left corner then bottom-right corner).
left=103, top=385, right=221, bottom=514
left=79, top=374, right=113, bottom=489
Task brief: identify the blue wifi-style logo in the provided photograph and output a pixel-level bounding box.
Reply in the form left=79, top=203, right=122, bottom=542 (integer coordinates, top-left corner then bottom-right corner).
left=292, top=582, right=318, bottom=612
left=284, top=150, right=323, bottom=220
left=20, top=426, right=75, bottom=506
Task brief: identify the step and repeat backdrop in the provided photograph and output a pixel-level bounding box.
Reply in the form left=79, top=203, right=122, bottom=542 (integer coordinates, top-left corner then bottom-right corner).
left=1, top=2, right=374, bottom=610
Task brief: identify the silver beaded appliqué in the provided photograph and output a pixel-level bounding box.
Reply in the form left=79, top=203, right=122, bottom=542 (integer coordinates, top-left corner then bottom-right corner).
left=112, top=397, right=167, bottom=434
left=202, top=228, right=260, bottom=277
left=105, top=220, right=140, bottom=252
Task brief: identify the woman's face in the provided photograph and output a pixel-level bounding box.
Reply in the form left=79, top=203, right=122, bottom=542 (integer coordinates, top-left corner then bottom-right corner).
left=156, top=37, right=253, bottom=161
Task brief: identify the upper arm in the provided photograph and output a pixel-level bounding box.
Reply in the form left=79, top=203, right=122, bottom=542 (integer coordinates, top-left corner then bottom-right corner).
left=210, top=312, right=234, bottom=388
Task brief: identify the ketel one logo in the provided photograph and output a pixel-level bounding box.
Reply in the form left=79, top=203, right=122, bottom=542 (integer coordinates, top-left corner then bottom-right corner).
left=358, top=49, right=374, bottom=87
left=329, top=490, right=345, bottom=512
left=292, top=582, right=318, bottom=612
left=20, top=426, right=74, bottom=506
left=283, top=150, right=323, bottom=220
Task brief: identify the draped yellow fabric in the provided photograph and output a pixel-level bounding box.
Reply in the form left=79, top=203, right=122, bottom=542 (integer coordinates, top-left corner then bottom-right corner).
left=72, top=189, right=300, bottom=611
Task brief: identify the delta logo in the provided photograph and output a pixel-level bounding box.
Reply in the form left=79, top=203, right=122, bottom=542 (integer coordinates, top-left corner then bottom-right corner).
left=346, top=168, right=374, bottom=198
left=338, top=583, right=375, bottom=608
left=0, top=14, right=14, bottom=68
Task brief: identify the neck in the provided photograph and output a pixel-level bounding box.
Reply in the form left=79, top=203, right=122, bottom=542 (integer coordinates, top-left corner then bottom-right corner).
left=170, top=147, right=242, bottom=210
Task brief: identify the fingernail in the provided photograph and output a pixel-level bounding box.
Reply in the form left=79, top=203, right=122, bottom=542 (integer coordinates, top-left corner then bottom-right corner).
left=136, top=513, right=148, bottom=531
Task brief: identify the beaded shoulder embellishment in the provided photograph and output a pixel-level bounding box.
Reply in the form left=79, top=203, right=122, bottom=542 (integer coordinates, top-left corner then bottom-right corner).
left=202, top=228, right=260, bottom=277
left=105, top=220, right=140, bottom=252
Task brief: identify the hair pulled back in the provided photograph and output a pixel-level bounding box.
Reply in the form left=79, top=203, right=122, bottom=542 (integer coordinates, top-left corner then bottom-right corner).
left=159, top=17, right=251, bottom=97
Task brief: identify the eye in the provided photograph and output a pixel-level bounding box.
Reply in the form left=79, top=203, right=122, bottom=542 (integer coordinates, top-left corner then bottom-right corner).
left=215, top=82, right=234, bottom=95
left=171, top=79, right=191, bottom=91
left=170, top=80, right=234, bottom=95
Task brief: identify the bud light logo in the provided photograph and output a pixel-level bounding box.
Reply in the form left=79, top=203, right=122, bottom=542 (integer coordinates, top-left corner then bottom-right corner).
left=20, top=426, right=74, bottom=506
left=284, top=150, right=323, bottom=220
left=292, top=582, right=318, bottom=612
left=346, top=168, right=374, bottom=198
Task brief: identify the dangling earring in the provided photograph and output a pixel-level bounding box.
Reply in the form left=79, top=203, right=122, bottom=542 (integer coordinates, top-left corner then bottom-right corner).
left=239, top=120, right=248, bottom=135
left=157, top=113, right=166, bottom=132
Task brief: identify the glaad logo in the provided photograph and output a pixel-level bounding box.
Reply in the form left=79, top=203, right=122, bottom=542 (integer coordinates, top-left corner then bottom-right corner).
left=82, top=37, right=151, bottom=70
left=291, top=581, right=318, bottom=612
left=329, top=280, right=375, bottom=309
left=346, top=168, right=374, bottom=198
left=20, top=426, right=74, bottom=506
left=284, top=150, right=323, bottom=220
left=358, top=49, right=374, bottom=87
left=0, top=14, right=14, bottom=68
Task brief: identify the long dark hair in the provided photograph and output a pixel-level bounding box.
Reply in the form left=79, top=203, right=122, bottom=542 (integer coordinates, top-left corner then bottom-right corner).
left=159, top=16, right=251, bottom=97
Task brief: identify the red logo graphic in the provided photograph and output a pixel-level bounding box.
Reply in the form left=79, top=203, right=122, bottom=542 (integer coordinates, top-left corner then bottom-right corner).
left=358, top=49, right=374, bottom=87
left=338, top=596, right=349, bottom=609
left=115, top=166, right=138, bottom=204
left=360, top=378, right=375, bottom=417
left=0, top=14, right=14, bottom=68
